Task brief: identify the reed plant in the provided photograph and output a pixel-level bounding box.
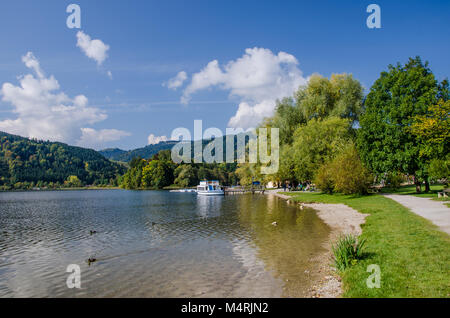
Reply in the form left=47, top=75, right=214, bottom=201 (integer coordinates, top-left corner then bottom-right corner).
left=332, top=234, right=366, bottom=272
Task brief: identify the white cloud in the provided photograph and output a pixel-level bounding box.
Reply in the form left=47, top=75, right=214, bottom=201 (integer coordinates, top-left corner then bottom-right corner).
left=228, top=100, right=275, bottom=129
left=180, top=47, right=307, bottom=128
left=76, top=31, right=110, bottom=65
left=0, top=52, right=129, bottom=148
left=107, top=70, right=113, bottom=79
left=78, top=128, right=131, bottom=149
left=165, top=71, right=187, bottom=90
left=147, top=134, right=169, bottom=145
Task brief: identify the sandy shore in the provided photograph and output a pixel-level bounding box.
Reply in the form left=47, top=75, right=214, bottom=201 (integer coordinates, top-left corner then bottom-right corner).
left=265, top=190, right=369, bottom=297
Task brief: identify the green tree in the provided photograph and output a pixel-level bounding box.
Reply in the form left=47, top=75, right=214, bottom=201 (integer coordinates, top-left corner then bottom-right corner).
left=142, top=159, right=174, bottom=189
left=315, top=144, right=373, bottom=195
left=65, top=175, right=82, bottom=187
left=411, top=99, right=449, bottom=159
left=0, top=158, right=10, bottom=185
left=291, top=117, right=353, bottom=182
left=174, top=165, right=198, bottom=188
left=295, top=73, right=363, bottom=123
left=357, top=57, right=446, bottom=192
left=264, top=97, right=306, bottom=145
left=428, top=156, right=450, bottom=186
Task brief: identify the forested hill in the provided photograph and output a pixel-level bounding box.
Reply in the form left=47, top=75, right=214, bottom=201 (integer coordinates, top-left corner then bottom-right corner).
left=0, top=131, right=126, bottom=189
left=99, top=141, right=178, bottom=162
left=100, top=135, right=253, bottom=163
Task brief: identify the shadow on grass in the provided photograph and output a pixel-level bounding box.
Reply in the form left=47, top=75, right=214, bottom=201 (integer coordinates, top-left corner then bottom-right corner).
left=359, top=251, right=376, bottom=261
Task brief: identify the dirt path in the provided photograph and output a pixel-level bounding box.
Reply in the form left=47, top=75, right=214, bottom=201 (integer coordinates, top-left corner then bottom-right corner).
left=265, top=189, right=369, bottom=297
left=382, top=194, right=450, bottom=235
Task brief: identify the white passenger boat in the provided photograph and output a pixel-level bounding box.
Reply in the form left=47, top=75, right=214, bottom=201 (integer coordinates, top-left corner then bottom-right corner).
left=196, top=180, right=224, bottom=196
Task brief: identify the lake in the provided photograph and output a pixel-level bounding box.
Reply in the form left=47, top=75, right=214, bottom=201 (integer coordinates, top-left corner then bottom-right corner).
left=0, top=190, right=330, bottom=297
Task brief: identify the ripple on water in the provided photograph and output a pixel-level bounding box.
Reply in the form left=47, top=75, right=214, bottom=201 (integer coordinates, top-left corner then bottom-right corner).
left=0, top=190, right=330, bottom=297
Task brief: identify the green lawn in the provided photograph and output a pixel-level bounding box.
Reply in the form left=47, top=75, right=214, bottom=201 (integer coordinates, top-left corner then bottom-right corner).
left=381, top=184, right=449, bottom=201
left=284, top=191, right=450, bottom=297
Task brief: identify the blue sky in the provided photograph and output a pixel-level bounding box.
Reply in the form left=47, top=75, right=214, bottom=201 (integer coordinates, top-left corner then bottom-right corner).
left=0, top=0, right=449, bottom=150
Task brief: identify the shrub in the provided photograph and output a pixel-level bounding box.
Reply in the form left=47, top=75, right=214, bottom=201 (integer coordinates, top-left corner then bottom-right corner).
left=332, top=234, right=366, bottom=272
left=314, top=164, right=334, bottom=194
left=314, top=144, right=373, bottom=195
left=331, top=145, right=373, bottom=194
left=428, top=157, right=449, bottom=186
left=385, top=171, right=404, bottom=190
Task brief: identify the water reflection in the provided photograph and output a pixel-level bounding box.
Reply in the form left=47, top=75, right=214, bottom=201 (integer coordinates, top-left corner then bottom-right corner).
left=196, top=195, right=224, bottom=218
left=0, top=190, right=329, bottom=297
left=235, top=194, right=331, bottom=297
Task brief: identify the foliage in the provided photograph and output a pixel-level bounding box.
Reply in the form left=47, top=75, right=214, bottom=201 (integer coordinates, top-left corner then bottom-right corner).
left=121, top=150, right=239, bottom=190
left=236, top=73, right=364, bottom=186
left=332, top=234, right=366, bottom=272
left=174, top=164, right=198, bottom=188
left=142, top=158, right=174, bottom=189
left=0, top=131, right=125, bottom=189
left=314, top=164, right=334, bottom=194
left=274, top=144, right=296, bottom=183
left=428, top=156, right=450, bottom=186
left=314, top=144, right=373, bottom=194
left=235, top=164, right=260, bottom=186
left=410, top=99, right=449, bottom=159
left=295, top=73, right=363, bottom=123
left=264, top=97, right=306, bottom=145
left=0, top=158, right=9, bottom=185
left=99, top=141, right=178, bottom=162
left=357, top=57, right=447, bottom=184
left=65, top=175, right=82, bottom=187
left=291, top=117, right=353, bottom=182
left=385, top=171, right=404, bottom=190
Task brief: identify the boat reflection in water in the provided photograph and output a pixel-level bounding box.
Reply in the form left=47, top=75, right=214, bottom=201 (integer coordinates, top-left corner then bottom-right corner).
left=196, top=193, right=224, bottom=218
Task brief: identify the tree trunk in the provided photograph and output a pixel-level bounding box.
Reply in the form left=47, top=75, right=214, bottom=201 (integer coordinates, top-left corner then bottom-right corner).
left=413, top=175, right=421, bottom=193
left=424, top=179, right=430, bottom=193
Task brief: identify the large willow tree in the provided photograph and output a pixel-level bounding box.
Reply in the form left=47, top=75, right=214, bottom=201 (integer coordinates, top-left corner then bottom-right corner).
left=243, top=73, right=364, bottom=185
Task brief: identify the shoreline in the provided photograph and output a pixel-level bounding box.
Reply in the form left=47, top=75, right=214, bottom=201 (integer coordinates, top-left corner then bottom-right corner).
left=0, top=186, right=121, bottom=193
left=265, top=189, right=369, bottom=298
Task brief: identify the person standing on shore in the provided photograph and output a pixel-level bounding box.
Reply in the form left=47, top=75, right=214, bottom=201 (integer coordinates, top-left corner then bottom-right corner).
left=283, top=182, right=287, bottom=192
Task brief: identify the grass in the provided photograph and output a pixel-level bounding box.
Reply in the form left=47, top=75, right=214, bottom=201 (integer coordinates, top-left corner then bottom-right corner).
left=381, top=184, right=449, bottom=202
left=284, top=191, right=450, bottom=297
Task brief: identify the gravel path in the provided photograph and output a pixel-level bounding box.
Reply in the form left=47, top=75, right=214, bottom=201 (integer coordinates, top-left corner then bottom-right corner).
left=383, top=194, right=450, bottom=235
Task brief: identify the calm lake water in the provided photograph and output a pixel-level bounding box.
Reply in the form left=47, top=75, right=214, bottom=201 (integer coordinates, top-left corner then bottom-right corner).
left=0, top=190, right=330, bottom=297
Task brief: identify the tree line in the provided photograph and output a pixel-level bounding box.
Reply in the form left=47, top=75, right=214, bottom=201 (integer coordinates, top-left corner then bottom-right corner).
left=119, top=149, right=239, bottom=189
left=1, top=57, right=447, bottom=194
left=0, top=131, right=126, bottom=190
left=236, top=56, right=449, bottom=194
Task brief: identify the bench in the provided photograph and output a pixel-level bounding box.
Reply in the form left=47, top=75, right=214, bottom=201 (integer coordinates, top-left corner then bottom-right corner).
left=438, top=188, right=450, bottom=198
left=369, top=185, right=383, bottom=193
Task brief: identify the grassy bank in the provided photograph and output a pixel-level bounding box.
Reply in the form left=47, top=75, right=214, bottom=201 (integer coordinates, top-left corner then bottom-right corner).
left=285, top=191, right=450, bottom=297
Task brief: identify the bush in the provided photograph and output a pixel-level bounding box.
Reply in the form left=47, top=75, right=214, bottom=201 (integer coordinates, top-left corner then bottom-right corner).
left=314, top=165, right=334, bottom=194
left=332, top=234, right=366, bottom=272
left=428, top=157, right=449, bottom=186
left=314, top=144, right=373, bottom=195
left=385, top=171, right=404, bottom=190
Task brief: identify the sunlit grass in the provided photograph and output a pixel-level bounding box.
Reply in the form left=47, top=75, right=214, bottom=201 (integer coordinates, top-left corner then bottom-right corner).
left=284, top=191, right=450, bottom=297
left=381, top=184, right=449, bottom=202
